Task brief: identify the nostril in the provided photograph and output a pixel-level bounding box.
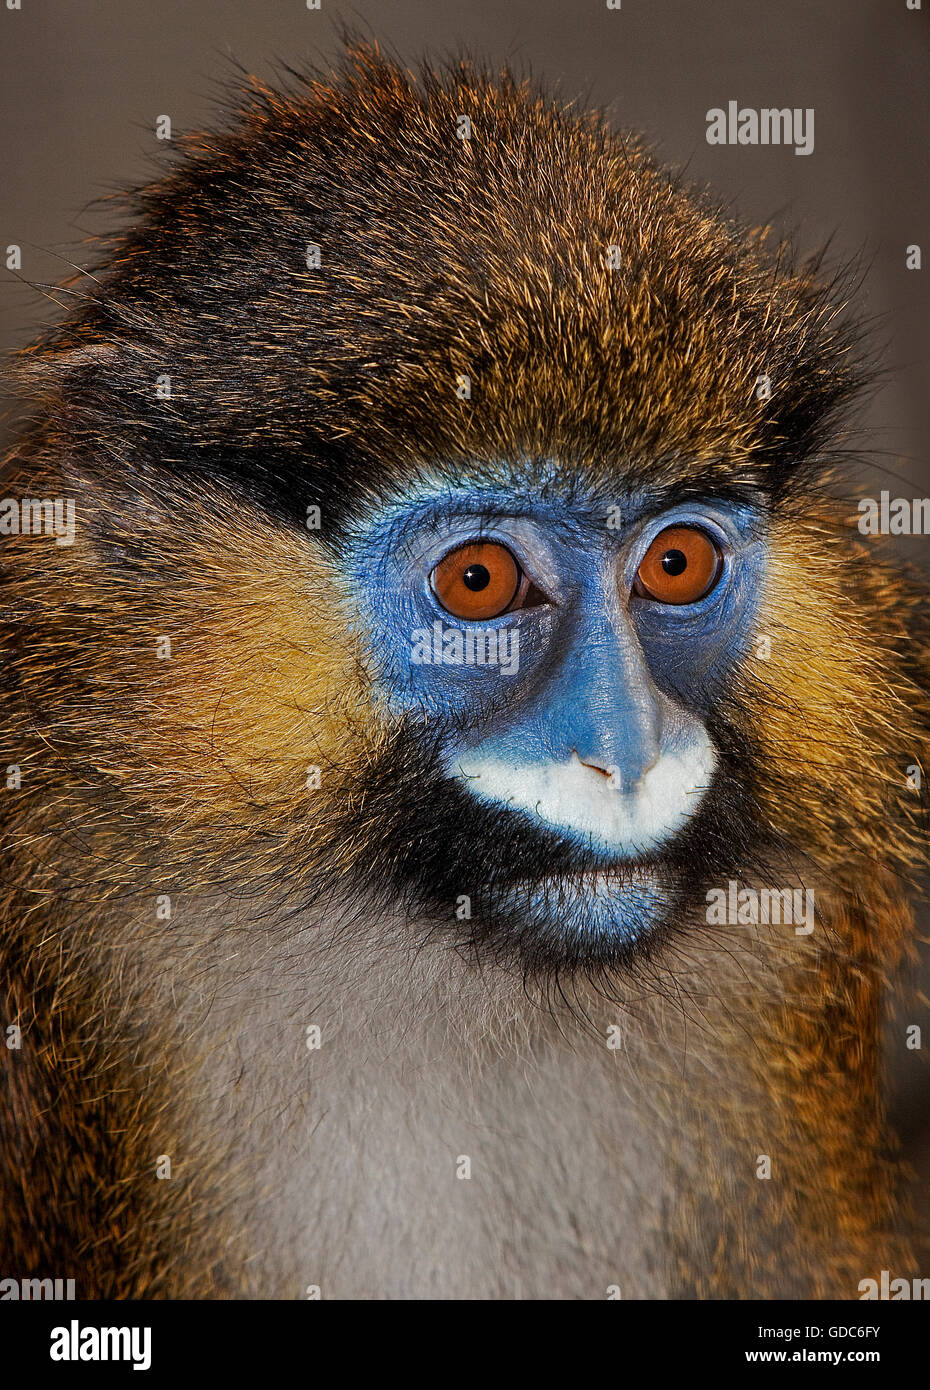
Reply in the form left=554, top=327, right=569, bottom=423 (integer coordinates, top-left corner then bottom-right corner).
left=573, top=750, right=615, bottom=780
left=580, top=760, right=613, bottom=779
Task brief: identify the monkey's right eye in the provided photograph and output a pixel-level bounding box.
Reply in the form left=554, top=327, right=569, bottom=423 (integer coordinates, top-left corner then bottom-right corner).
left=430, top=541, right=523, bottom=620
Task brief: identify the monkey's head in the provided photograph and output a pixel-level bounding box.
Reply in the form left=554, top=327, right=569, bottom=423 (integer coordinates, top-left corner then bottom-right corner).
left=8, top=43, right=928, bottom=978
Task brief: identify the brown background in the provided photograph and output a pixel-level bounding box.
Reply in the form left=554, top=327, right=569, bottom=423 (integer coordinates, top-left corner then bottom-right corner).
left=2, top=0, right=929, bottom=1224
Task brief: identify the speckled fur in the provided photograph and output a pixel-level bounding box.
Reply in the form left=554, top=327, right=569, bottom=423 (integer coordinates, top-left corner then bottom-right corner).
left=1, top=42, right=928, bottom=1298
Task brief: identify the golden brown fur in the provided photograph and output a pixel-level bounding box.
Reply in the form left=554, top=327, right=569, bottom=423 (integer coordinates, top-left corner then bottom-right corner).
left=1, top=42, right=928, bottom=1298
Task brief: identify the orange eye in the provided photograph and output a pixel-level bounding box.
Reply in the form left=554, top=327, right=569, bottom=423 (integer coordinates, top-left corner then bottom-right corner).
left=430, top=541, right=521, bottom=620
left=634, top=526, right=722, bottom=604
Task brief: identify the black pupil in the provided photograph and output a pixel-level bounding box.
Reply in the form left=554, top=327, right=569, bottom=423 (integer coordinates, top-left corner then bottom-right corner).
left=661, top=549, right=687, bottom=576
left=463, top=564, right=491, bottom=591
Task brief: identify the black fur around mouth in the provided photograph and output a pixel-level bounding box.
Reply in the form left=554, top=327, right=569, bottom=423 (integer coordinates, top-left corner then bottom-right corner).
left=326, top=718, right=762, bottom=974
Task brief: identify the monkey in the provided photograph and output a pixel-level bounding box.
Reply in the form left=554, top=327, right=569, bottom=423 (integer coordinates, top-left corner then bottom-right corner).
left=0, top=40, right=928, bottom=1301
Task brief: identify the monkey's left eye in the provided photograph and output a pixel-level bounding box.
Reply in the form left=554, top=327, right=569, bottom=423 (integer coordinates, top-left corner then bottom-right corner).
left=633, top=525, right=723, bottom=604
left=430, top=540, right=530, bottom=620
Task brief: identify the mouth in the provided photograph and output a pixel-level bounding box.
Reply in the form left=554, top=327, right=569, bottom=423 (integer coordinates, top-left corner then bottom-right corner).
left=341, top=728, right=723, bottom=967
left=496, top=861, right=673, bottom=949
left=529, top=862, right=663, bottom=898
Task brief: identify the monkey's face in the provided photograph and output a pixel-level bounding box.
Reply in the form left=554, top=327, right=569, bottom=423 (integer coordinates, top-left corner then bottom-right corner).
left=337, top=460, right=767, bottom=968
left=19, top=47, right=926, bottom=979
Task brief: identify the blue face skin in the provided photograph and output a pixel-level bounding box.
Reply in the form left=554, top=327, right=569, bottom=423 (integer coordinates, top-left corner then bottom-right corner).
left=346, top=467, right=768, bottom=949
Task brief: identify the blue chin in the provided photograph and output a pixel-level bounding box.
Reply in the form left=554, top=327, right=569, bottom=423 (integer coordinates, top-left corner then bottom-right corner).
left=502, top=865, right=671, bottom=948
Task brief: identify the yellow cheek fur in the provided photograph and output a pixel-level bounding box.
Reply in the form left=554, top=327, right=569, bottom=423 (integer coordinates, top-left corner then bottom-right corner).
left=742, top=513, right=925, bottom=875
left=140, top=525, right=380, bottom=828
